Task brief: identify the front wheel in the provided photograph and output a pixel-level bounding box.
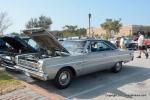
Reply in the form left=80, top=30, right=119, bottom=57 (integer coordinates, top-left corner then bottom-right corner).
left=112, top=62, right=122, bottom=73
left=54, top=68, right=72, bottom=89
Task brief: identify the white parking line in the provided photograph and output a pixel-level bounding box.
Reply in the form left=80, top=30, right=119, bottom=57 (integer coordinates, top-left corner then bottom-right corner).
left=67, top=84, right=104, bottom=99
left=66, top=69, right=150, bottom=99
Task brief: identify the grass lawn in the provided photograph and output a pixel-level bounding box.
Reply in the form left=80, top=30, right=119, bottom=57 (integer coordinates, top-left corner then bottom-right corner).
left=0, top=70, right=25, bottom=95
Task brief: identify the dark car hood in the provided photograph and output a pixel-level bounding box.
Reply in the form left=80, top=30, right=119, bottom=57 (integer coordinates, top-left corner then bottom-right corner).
left=1, top=36, right=37, bottom=54
left=22, top=28, right=69, bottom=54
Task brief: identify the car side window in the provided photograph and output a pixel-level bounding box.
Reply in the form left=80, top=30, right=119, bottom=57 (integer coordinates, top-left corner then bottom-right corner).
left=97, top=42, right=112, bottom=51
left=90, top=41, right=112, bottom=52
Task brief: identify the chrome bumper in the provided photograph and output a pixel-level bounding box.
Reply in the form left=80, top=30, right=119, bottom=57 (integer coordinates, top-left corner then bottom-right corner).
left=15, top=65, right=48, bottom=81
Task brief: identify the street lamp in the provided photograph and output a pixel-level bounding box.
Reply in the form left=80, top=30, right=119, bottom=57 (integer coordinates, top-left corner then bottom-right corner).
left=88, top=13, right=91, bottom=37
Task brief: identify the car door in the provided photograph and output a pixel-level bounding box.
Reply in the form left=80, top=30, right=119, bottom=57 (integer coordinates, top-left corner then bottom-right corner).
left=79, top=40, right=115, bottom=75
left=99, top=41, right=117, bottom=68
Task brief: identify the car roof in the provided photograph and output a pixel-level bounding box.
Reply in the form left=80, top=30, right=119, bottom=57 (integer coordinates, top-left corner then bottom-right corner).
left=64, top=39, right=107, bottom=42
left=64, top=39, right=117, bottom=49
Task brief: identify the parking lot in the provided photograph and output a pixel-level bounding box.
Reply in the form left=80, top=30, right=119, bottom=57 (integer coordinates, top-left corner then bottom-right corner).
left=7, top=52, right=150, bottom=100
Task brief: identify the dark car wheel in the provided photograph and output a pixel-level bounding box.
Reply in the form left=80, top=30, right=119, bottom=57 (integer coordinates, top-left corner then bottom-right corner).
left=112, top=62, right=122, bottom=73
left=54, top=68, right=72, bottom=89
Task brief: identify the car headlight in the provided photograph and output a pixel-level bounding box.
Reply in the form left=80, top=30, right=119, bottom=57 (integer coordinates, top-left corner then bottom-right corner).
left=38, top=60, right=44, bottom=72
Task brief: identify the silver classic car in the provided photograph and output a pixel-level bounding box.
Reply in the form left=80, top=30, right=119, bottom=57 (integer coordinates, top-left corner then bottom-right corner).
left=15, top=28, right=134, bottom=89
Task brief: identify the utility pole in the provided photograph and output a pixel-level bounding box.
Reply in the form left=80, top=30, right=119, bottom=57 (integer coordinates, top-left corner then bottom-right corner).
left=88, top=13, right=91, bottom=37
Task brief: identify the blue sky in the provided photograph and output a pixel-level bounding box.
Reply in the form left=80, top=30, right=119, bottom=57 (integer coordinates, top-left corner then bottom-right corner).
left=0, top=0, right=150, bottom=33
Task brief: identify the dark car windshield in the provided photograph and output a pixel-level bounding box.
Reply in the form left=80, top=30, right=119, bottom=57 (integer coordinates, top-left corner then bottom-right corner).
left=0, top=38, right=8, bottom=53
left=1, top=36, right=37, bottom=53
left=62, top=40, right=86, bottom=53
left=27, top=38, right=40, bottom=50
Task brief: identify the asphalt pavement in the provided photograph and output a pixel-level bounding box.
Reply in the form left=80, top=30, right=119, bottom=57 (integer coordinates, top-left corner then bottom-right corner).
left=7, top=51, right=150, bottom=100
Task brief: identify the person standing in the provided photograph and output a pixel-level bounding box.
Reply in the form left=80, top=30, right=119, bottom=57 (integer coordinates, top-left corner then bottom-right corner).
left=120, top=36, right=125, bottom=49
left=137, top=32, right=149, bottom=59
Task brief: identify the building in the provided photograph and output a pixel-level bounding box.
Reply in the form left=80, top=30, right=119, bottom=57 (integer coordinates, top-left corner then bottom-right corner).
left=86, top=27, right=106, bottom=37
left=87, top=25, right=150, bottom=37
left=119, top=25, right=150, bottom=36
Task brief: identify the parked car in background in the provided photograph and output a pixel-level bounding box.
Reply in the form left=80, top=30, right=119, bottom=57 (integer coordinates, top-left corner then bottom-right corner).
left=126, top=42, right=138, bottom=50
left=15, top=28, right=134, bottom=89
left=109, top=38, right=117, bottom=46
left=124, top=37, right=138, bottom=50
left=144, top=39, right=150, bottom=48
left=124, top=37, right=150, bottom=50
left=0, top=38, right=9, bottom=54
left=109, top=37, right=138, bottom=50
left=0, top=35, right=37, bottom=70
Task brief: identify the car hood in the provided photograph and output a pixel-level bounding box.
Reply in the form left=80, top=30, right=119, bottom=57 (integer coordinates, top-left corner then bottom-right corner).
left=22, top=28, right=69, bottom=54
left=1, top=36, right=37, bottom=54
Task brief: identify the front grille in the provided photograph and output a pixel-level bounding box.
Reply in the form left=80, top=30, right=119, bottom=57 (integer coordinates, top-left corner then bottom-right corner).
left=3, top=59, right=14, bottom=64
left=1, top=57, right=15, bottom=64
left=18, top=59, right=39, bottom=71
left=1, top=61, right=15, bottom=68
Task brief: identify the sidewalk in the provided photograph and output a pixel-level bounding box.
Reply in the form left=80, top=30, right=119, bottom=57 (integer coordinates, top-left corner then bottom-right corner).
left=0, top=70, right=65, bottom=100
left=0, top=80, right=65, bottom=100
left=0, top=88, right=49, bottom=100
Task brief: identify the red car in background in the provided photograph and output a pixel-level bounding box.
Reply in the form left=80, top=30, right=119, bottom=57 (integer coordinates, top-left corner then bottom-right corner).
left=133, top=35, right=150, bottom=49
left=144, top=39, right=150, bottom=48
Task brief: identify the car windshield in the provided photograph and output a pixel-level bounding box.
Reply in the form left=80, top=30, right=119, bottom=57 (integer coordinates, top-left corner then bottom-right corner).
left=27, top=39, right=40, bottom=50
left=62, top=40, right=86, bottom=53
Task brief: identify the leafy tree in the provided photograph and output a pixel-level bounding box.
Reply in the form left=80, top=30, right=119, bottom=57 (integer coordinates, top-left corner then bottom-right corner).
left=50, top=30, right=63, bottom=38
left=76, top=28, right=86, bottom=36
left=101, top=33, right=110, bottom=40
left=10, top=32, right=20, bottom=35
left=63, top=25, right=77, bottom=32
left=26, top=15, right=52, bottom=30
left=62, top=25, right=86, bottom=37
left=0, top=12, right=12, bottom=35
left=101, top=18, right=122, bottom=39
left=62, top=25, right=77, bottom=37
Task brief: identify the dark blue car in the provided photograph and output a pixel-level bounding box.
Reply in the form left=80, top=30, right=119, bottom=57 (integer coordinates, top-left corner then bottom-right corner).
left=0, top=35, right=37, bottom=70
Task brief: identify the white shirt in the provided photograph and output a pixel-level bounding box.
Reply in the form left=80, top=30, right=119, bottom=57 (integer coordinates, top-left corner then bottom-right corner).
left=120, top=37, right=124, bottom=46
left=138, top=35, right=144, bottom=46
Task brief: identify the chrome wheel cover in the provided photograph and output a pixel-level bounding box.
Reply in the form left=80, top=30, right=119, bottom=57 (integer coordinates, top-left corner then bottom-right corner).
left=59, top=71, right=71, bottom=86
left=116, top=63, right=122, bottom=71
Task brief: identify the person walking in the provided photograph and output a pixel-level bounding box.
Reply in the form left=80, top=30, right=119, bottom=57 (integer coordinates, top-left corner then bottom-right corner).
left=137, top=32, right=149, bottom=59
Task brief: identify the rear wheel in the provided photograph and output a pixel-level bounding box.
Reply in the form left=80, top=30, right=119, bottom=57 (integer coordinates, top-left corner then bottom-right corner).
left=54, top=68, right=72, bottom=89
left=112, top=62, right=122, bottom=73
